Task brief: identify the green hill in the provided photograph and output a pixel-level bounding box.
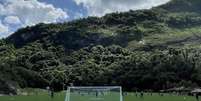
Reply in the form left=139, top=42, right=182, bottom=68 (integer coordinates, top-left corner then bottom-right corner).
left=1, top=0, right=201, bottom=94
left=159, top=0, right=201, bottom=13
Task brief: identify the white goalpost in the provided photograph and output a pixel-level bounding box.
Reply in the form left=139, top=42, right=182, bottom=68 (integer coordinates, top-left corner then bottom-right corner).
left=65, top=86, right=123, bottom=101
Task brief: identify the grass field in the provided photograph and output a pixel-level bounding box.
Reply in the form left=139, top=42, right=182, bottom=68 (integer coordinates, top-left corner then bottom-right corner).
left=0, top=91, right=197, bottom=101
left=69, top=92, right=120, bottom=101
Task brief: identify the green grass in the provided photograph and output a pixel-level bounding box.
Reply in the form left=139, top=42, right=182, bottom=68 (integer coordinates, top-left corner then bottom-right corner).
left=125, top=93, right=195, bottom=101
left=69, top=92, right=120, bottom=101
left=0, top=91, right=197, bottom=101
left=126, top=26, right=201, bottom=49
left=0, top=91, right=65, bottom=101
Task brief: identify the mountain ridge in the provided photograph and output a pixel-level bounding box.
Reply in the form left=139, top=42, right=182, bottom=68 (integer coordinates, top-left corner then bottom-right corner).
left=1, top=0, right=201, bottom=94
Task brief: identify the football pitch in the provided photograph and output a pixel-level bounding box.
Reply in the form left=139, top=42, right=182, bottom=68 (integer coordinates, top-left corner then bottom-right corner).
left=0, top=92, right=197, bottom=101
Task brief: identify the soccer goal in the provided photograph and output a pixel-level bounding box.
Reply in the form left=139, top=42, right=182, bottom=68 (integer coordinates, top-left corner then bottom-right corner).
left=65, top=86, right=123, bottom=101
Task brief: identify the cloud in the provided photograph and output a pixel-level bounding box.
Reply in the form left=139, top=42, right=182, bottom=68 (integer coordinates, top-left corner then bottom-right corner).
left=0, top=21, right=9, bottom=38
left=73, top=0, right=170, bottom=16
left=3, top=16, right=21, bottom=25
left=0, top=0, right=68, bottom=38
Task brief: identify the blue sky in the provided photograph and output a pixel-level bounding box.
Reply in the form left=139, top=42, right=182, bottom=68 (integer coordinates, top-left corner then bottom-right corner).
left=38, top=0, right=88, bottom=20
left=0, top=0, right=170, bottom=38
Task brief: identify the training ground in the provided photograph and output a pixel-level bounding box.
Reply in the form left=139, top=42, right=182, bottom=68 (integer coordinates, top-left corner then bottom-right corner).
left=0, top=90, right=197, bottom=101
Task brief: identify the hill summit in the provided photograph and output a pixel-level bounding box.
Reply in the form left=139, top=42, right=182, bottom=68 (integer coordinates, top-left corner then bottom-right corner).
left=160, top=0, right=201, bottom=13
left=1, top=0, right=201, bottom=94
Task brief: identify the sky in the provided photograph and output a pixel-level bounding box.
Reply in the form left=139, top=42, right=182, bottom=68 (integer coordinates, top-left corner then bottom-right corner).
left=0, top=0, right=170, bottom=38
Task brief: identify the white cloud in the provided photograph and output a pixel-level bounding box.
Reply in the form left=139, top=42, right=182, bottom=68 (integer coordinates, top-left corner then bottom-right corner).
left=74, top=12, right=84, bottom=19
left=0, top=0, right=68, bottom=38
left=73, top=0, right=170, bottom=16
left=0, top=21, right=9, bottom=37
left=4, top=16, right=21, bottom=25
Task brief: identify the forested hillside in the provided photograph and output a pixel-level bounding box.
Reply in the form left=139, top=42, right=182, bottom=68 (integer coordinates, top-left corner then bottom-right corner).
left=1, top=0, right=201, bottom=94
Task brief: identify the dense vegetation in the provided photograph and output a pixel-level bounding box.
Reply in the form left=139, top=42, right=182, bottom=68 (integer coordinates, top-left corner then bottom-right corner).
left=1, top=0, right=201, bottom=94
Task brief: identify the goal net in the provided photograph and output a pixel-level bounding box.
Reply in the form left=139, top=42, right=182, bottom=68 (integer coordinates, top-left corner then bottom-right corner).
left=65, top=86, right=123, bottom=101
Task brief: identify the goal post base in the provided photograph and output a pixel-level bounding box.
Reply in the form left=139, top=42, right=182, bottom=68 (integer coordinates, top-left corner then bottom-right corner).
left=65, top=86, right=123, bottom=101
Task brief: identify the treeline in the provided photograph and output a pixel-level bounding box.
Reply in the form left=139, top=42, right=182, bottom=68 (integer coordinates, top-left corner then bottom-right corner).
left=1, top=42, right=201, bottom=91
left=48, top=46, right=201, bottom=91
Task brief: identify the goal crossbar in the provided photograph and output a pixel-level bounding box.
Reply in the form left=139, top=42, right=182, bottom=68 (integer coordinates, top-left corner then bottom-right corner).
left=68, top=86, right=121, bottom=89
